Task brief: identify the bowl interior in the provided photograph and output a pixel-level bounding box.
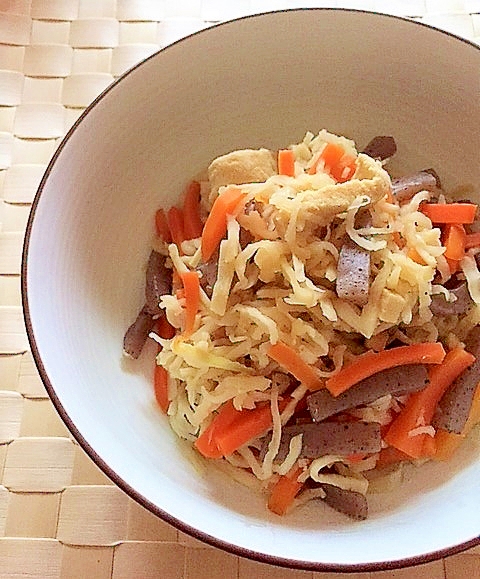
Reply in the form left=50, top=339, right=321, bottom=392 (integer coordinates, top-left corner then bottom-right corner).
left=23, top=9, right=480, bottom=570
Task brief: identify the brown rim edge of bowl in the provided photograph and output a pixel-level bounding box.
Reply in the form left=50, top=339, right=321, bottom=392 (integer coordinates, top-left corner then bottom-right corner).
left=21, top=7, right=480, bottom=573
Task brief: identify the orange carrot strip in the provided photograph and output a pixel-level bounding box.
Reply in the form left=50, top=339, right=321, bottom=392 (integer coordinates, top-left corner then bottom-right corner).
left=215, top=399, right=290, bottom=457
left=421, top=203, right=478, bottom=224
left=154, top=365, right=170, bottom=413
left=308, top=142, right=343, bottom=176
left=308, top=142, right=356, bottom=183
left=195, top=398, right=291, bottom=459
left=155, top=208, right=172, bottom=243
left=267, top=465, right=304, bottom=516
left=392, top=231, right=404, bottom=248
left=179, top=271, right=200, bottom=336
left=201, top=187, right=246, bottom=261
left=319, top=142, right=345, bottom=168
left=183, top=181, right=204, bottom=240
left=330, top=156, right=356, bottom=183
left=446, top=257, right=461, bottom=275
left=194, top=400, right=239, bottom=458
left=384, top=347, right=475, bottom=459
left=443, top=223, right=466, bottom=261
left=326, top=342, right=446, bottom=397
left=434, top=383, right=480, bottom=461
left=167, top=207, right=186, bottom=247
left=267, top=341, right=323, bottom=391
left=440, top=223, right=466, bottom=273
left=465, top=231, right=480, bottom=249
left=307, top=160, right=319, bottom=175
left=278, top=149, right=295, bottom=177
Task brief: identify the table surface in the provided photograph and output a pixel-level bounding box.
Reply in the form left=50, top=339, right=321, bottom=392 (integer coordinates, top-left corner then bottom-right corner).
left=1, top=1, right=480, bottom=578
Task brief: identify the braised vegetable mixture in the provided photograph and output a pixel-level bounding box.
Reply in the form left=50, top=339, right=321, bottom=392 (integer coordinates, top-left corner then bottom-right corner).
left=124, top=131, right=480, bottom=520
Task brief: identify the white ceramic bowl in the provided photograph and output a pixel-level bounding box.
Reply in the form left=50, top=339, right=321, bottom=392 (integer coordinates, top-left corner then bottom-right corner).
left=22, top=9, right=480, bottom=571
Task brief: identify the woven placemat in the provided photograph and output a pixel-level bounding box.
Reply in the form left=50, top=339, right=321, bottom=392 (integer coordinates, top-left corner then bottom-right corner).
left=1, top=1, right=480, bottom=577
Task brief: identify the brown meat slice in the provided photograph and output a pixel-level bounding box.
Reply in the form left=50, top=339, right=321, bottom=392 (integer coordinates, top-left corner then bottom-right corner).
left=362, top=136, right=397, bottom=161
left=430, top=283, right=471, bottom=316
left=391, top=170, right=438, bottom=203
left=336, top=239, right=370, bottom=306
left=124, top=251, right=172, bottom=358
left=123, top=306, right=155, bottom=359
left=308, top=365, right=429, bottom=423
left=433, top=328, right=480, bottom=433
left=145, top=250, right=172, bottom=316
left=272, top=421, right=381, bottom=462
left=322, top=484, right=368, bottom=520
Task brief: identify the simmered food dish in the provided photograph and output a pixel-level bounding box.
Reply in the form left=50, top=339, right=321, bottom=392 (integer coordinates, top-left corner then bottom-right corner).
left=124, top=130, right=480, bottom=520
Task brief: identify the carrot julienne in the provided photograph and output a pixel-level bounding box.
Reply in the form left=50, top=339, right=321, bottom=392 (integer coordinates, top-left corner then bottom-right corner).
left=308, top=142, right=356, bottom=183
left=278, top=149, right=295, bottom=177
left=267, top=341, right=323, bottom=390
left=330, top=156, right=356, bottom=183
left=443, top=223, right=466, bottom=261
left=194, top=400, right=239, bottom=458
left=195, top=398, right=290, bottom=458
left=167, top=206, right=186, bottom=247
left=179, top=271, right=200, bottom=336
left=182, top=180, right=204, bottom=240
left=215, top=399, right=290, bottom=457
left=201, top=186, right=246, bottom=261
left=421, top=202, right=477, bottom=224
left=325, top=342, right=446, bottom=397
left=384, top=347, right=476, bottom=459
left=154, top=365, right=170, bottom=413
left=267, top=465, right=304, bottom=516
left=313, top=142, right=344, bottom=174
left=447, top=257, right=461, bottom=275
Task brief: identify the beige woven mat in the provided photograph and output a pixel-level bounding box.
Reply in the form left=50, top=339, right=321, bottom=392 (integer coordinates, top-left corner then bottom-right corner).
left=1, top=1, right=480, bottom=577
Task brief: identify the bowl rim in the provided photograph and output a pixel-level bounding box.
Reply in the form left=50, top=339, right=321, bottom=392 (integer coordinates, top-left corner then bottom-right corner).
left=21, top=7, right=480, bottom=572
